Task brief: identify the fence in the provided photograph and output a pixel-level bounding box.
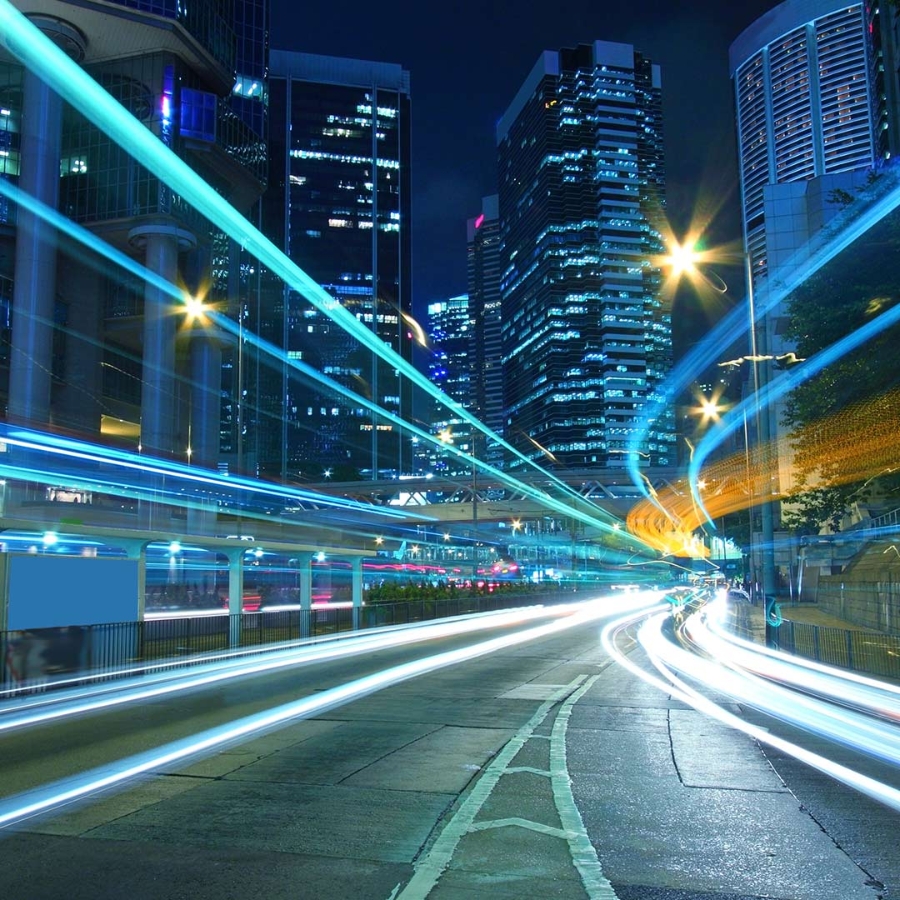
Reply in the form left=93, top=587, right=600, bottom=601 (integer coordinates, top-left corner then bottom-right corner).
left=811, top=580, right=900, bottom=635
left=770, top=619, right=900, bottom=680
left=0, top=591, right=573, bottom=695
left=727, top=604, right=900, bottom=680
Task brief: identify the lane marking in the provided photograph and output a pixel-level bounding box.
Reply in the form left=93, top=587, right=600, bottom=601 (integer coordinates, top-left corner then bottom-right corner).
left=395, top=672, right=620, bottom=900
left=395, top=676, right=587, bottom=899
left=506, top=766, right=551, bottom=776
left=550, top=673, right=620, bottom=899
left=468, top=817, right=571, bottom=839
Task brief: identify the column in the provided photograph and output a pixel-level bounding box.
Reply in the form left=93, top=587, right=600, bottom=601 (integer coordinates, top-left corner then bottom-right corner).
left=128, top=222, right=196, bottom=458
left=186, top=328, right=223, bottom=535
left=8, top=19, right=86, bottom=424
left=299, top=555, right=313, bottom=639
left=55, top=257, right=103, bottom=435
left=120, top=540, right=149, bottom=620
left=225, top=547, right=244, bottom=649
left=351, top=557, right=363, bottom=630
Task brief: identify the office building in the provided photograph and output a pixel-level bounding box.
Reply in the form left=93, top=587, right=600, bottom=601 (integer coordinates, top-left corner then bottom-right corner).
left=497, top=41, right=673, bottom=470
left=427, top=294, right=472, bottom=474
left=0, top=1, right=268, bottom=474
left=264, top=51, right=412, bottom=479
left=467, top=194, right=503, bottom=465
left=730, top=0, right=880, bottom=283
left=730, top=1, right=899, bottom=508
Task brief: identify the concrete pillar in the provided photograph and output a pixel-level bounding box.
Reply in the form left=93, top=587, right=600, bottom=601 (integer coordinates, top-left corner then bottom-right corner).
left=299, top=555, right=313, bottom=639
left=8, top=18, right=85, bottom=426
left=55, top=257, right=103, bottom=435
left=128, top=222, right=196, bottom=458
left=186, top=329, right=223, bottom=535
left=8, top=71, right=62, bottom=422
left=225, top=547, right=244, bottom=649
left=351, top=557, right=363, bottom=630
left=120, top=540, right=149, bottom=620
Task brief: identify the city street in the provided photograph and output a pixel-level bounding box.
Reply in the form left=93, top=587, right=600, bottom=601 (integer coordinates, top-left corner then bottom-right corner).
left=1, top=608, right=896, bottom=899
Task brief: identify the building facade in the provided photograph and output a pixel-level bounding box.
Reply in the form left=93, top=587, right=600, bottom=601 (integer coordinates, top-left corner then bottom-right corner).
left=0, top=0, right=268, bottom=474
left=264, top=51, right=412, bottom=479
left=426, top=294, right=472, bottom=474
left=729, top=0, right=880, bottom=283
left=497, top=41, right=673, bottom=471
left=466, top=194, right=503, bottom=466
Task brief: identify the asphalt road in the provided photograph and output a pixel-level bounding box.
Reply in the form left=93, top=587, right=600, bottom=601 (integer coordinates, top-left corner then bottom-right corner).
left=0, top=608, right=897, bottom=900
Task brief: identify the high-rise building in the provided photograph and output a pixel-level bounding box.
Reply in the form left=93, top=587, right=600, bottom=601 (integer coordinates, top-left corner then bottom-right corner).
left=0, top=1, right=268, bottom=473
left=497, top=41, right=673, bottom=471
left=467, top=195, right=503, bottom=465
left=264, top=51, right=412, bottom=479
left=730, top=0, right=898, bottom=573
left=730, top=0, right=880, bottom=283
left=427, top=294, right=472, bottom=473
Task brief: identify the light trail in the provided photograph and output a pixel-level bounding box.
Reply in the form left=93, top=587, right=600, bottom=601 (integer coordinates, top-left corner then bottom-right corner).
left=600, top=604, right=900, bottom=812
left=0, top=6, right=644, bottom=548
left=0, top=592, right=660, bottom=829
left=0, top=603, right=581, bottom=731
left=661, top=615, right=900, bottom=765
left=0, top=422, right=414, bottom=522
left=692, top=598, right=900, bottom=722
left=627, top=164, right=900, bottom=511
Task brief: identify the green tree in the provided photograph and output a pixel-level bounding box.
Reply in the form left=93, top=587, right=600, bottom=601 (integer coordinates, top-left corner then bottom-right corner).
left=781, top=205, right=900, bottom=533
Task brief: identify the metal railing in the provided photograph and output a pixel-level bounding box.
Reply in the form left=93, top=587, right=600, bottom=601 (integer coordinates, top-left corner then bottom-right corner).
left=769, top=620, right=900, bottom=680
left=727, top=604, right=900, bottom=681
left=1, top=591, right=573, bottom=695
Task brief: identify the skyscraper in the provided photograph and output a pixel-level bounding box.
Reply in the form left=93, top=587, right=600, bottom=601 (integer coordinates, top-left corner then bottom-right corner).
left=497, top=41, right=673, bottom=471
left=730, top=0, right=879, bottom=282
left=427, top=294, right=472, bottom=474
left=467, top=195, right=503, bottom=466
left=264, top=51, right=412, bottom=479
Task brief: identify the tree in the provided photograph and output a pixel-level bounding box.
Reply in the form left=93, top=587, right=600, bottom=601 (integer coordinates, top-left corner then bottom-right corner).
left=781, top=203, right=900, bottom=533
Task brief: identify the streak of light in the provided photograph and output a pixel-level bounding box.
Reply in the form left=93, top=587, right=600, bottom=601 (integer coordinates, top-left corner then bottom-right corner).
left=693, top=598, right=900, bottom=722
left=0, top=178, right=646, bottom=549
left=0, top=423, right=411, bottom=521
left=0, top=8, right=646, bottom=548
left=627, top=164, right=900, bottom=506
left=0, top=592, right=661, bottom=828
left=604, top=607, right=900, bottom=812
left=626, top=387, right=900, bottom=555
left=0, top=604, right=579, bottom=728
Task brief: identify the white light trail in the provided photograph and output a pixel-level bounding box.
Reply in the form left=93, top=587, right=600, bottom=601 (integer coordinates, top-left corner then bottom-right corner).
left=0, top=593, right=659, bottom=829
left=600, top=606, right=900, bottom=812
left=0, top=605, right=575, bottom=732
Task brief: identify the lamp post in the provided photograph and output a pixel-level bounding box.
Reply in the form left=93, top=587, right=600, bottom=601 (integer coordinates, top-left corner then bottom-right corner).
left=666, top=238, right=779, bottom=602
left=744, top=257, right=779, bottom=604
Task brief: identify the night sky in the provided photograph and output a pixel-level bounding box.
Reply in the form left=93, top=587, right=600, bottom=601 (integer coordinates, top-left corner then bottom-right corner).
left=270, top=0, right=779, bottom=355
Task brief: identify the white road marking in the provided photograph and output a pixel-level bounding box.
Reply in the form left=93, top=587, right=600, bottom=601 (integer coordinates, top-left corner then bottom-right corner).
left=395, top=672, right=620, bottom=899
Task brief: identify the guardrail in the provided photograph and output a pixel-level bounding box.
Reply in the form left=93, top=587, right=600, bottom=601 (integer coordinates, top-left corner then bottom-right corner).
left=0, top=591, right=574, bottom=695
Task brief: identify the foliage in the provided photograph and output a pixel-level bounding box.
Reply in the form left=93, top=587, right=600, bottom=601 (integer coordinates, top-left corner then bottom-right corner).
left=781, top=205, right=900, bottom=532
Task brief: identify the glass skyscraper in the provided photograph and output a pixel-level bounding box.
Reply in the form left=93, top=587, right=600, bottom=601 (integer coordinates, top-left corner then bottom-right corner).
left=427, top=294, right=472, bottom=474
left=497, top=41, right=673, bottom=471
left=264, top=51, right=412, bottom=479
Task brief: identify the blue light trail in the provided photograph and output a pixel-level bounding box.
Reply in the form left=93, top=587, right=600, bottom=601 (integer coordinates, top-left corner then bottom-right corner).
left=0, top=3, right=635, bottom=544
left=0, top=12, right=643, bottom=547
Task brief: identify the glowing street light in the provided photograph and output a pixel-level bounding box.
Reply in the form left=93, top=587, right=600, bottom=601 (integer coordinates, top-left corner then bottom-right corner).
left=665, top=239, right=700, bottom=277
